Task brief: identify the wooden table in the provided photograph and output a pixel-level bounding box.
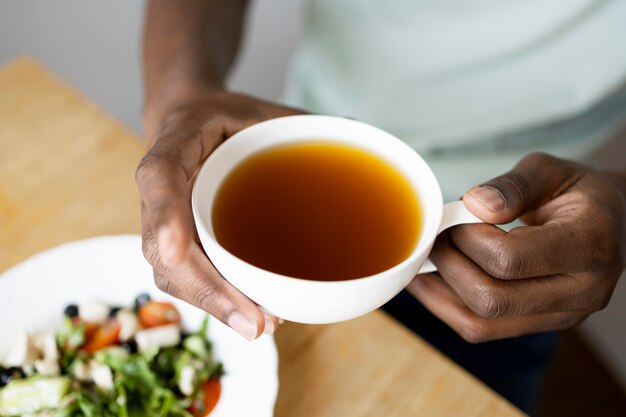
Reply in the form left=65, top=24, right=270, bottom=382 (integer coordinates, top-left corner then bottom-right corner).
left=0, top=58, right=525, bottom=417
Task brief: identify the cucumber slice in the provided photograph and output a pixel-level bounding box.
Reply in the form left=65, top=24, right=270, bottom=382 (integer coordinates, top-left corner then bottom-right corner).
left=95, top=346, right=130, bottom=370
left=0, top=376, right=70, bottom=415
left=183, top=335, right=208, bottom=358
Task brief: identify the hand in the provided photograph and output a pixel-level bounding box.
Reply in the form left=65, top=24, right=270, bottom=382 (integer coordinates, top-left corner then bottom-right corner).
left=408, top=153, right=626, bottom=343
left=136, top=91, right=302, bottom=340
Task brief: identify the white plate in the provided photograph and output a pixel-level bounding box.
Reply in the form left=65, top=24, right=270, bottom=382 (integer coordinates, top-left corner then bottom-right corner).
left=0, top=235, right=279, bottom=417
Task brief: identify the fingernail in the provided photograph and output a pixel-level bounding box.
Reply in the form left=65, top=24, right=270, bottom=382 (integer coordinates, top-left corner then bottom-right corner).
left=263, top=314, right=275, bottom=335
left=158, top=225, right=179, bottom=264
left=469, top=186, right=505, bottom=212
left=228, top=312, right=258, bottom=341
left=278, top=318, right=285, bottom=325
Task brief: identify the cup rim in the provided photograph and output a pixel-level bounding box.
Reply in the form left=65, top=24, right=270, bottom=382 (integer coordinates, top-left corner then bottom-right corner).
left=191, top=115, right=444, bottom=287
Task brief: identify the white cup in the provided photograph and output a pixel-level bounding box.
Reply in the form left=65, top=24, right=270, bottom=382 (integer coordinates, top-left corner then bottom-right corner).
left=192, top=115, right=482, bottom=324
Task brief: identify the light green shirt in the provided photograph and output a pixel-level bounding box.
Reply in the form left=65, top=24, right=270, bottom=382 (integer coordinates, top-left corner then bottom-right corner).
left=285, top=0, right=626, bottom=199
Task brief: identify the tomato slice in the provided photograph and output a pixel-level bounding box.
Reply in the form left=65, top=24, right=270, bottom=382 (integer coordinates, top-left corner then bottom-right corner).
left=82, top=320, right=121, bottom=354
left=138, top=301, right=181, bottom=328
left=71, top=317, right=98, bottom=337
left=83, top=321, right=99, bottom=339
left=189, top=379, right=221, bottom=416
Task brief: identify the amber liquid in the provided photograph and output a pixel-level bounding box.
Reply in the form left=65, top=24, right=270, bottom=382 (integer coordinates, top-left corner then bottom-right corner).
left=212, top=142, right=421, bottom=281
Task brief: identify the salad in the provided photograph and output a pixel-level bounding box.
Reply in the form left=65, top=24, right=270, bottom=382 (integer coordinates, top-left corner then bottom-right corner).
left=0, top=294, right=223, bottom=417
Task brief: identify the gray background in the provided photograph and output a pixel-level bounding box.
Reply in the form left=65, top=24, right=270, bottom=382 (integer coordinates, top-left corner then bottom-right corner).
left=0, top=0, right=306, bottom=132
left=1, top=0, right=625, bottom=389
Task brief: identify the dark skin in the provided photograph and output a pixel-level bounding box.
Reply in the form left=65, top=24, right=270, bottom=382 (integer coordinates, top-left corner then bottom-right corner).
left=409, top=155, right=626, bottom=342
left=140, top=0, right=300, bottom=340
left=138, top=0, right=626, bottom=341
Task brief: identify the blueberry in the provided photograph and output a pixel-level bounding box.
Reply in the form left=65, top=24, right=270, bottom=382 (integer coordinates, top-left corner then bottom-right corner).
left=134, top=293, right=151, bottom=310
left=177, top=332, right=191, bottom=347
left=108, top=306, right=121, bottom=318
left=63, top=304, right=79, bottom=318
left=121, top=340, right=138, bottom=353
left=0, top=367, right=25, bottom=387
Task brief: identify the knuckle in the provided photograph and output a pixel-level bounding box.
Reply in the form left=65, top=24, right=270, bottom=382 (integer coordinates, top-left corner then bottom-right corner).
left=519, top=152, right=569, bottom=176
left=567, top=273, right=613, bottom=313
left=135, top=153, right=159, bottom=186
left=485, top=239, right=523, bottom=279
left=592, top=230, right=622, bottom=269
left=578, top=212, right=624, bottom=273
left=521, top=152, right=554, bottom=167
left=596, top=293, right=612, bottom=311
left=499, top=172, right=530, bottom=203
left=469, top=284, right=510, bottom=318
left=141, top=232, right=157, bottom=263
left=588, top=286, right=613, bottom=312
left=557, top=313, right=589, bottom=330
left=193, top=287, right=222, bottom=319
left=141, top=232, right=166, bottom=274
left=458, top=319, right=490, bottom=344
left=135, top=145, right=179, bottom=188
left=153, top=272, right=171, bottom=293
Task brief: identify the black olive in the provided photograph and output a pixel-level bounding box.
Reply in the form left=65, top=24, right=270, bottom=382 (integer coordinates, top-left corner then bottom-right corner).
left=63, top=304, right=79, bottom=318
left=108, top=306, right=122, bottom=318
left=176, top=332, right=190, bottom=348
left=121, top=340, right=138, bottom=353
left=0, top=366, right=26, bottom=387
left=134, top=293, right=151, bottom=310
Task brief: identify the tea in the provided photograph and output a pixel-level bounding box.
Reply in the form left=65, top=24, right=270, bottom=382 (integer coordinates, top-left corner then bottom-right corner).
left=211, top=142, right=421, bottom=281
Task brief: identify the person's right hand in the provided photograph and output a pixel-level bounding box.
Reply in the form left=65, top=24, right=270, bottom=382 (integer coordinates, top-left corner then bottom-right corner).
left=135, top=91, right=302, bottom=340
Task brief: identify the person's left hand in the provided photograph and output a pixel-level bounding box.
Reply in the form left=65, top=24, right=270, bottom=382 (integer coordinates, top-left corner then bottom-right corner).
left=407, top=153, right=626, bottom=343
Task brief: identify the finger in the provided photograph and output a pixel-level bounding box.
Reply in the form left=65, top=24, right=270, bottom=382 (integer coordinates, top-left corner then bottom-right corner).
left=142, top=212, right=270, bottom=340
left=152, top=244, right=269, bottom=340
left=406, top=273, right=588, bottom=343
left=137, top=147, right=200, bottom=266
left=449, top=220, right=597, bottom=279
left=462, top=153, right=582, bottom=225
left=153, top=269, right=280, bottom=337
left=429, top=236, right=603, bottom=316
left=137, top=109, right=237, bottom=267
left=259, top=307, right=281, bottom=335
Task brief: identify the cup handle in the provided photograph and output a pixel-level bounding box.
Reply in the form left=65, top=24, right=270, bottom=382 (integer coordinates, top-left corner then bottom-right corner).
left=418, top=201, right=484, bottom=274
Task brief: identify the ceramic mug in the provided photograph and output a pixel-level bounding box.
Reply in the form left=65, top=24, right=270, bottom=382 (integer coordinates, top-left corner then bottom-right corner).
left=192, top=115, right=482, bottom=324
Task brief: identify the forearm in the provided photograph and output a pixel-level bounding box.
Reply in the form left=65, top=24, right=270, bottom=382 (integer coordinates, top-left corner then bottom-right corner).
left=143, top=0, right=248, bottom=136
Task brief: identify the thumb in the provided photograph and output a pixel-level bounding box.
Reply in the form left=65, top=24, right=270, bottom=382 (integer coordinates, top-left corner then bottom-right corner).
left=462, top=153, right=579, bottom=224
